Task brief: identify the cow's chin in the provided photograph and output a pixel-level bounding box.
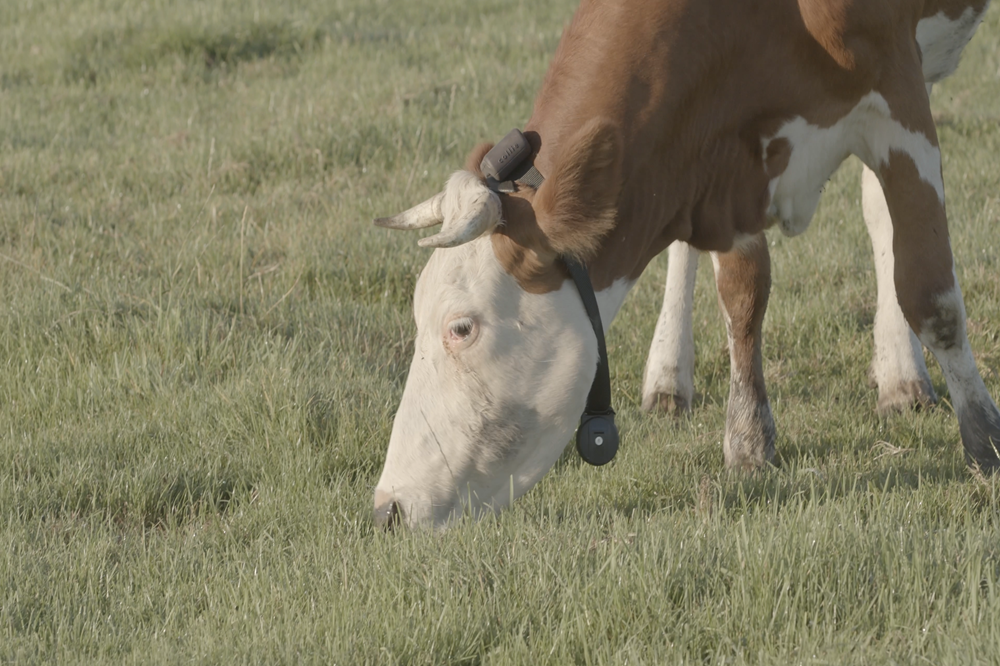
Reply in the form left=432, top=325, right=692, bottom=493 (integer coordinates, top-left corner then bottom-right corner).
left=390, top=451, right=569, bottom=530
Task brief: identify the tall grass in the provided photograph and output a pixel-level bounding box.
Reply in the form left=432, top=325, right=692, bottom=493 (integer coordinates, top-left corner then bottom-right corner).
left=2, top=0, right=999, bottom=663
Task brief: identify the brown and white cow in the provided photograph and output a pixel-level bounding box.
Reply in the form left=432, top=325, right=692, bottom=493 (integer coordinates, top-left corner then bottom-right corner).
left=374, top=0, right=997, bottom=529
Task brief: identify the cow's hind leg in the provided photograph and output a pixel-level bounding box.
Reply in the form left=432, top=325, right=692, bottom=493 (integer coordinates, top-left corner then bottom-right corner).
left=713, top=233, right=776, bottom=469
left=862, top=164, right=938, bottom=414
left=642, top=241, right=699, bottom=414
left=876, top=90, right=1000, bottom=471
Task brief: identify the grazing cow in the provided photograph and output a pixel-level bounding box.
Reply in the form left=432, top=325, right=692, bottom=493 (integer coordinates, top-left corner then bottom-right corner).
left=642, top=2, right=988, bottom=418
left=374, top=0, right=997, bottom=529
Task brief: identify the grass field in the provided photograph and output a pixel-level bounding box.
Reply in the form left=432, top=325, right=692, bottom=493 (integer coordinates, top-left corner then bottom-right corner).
left=2, top=0, right=1000, bottom=663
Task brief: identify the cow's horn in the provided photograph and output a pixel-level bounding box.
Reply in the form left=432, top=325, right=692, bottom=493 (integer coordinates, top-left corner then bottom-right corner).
left=377, top=171, right=502, bottom=249
left=374, top=192, right=444, bottom=230
left=418, top=171, right=501, bottom=248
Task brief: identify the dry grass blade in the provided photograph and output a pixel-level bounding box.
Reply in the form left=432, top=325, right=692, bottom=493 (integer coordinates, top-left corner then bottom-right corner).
left=873, top=440, right=913, bottom=460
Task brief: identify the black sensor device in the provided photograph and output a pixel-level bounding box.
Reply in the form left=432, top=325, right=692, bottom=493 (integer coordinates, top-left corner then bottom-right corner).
left=577, top=413, right=618, bottom=467
left=480, top=129, right=532, bottom=183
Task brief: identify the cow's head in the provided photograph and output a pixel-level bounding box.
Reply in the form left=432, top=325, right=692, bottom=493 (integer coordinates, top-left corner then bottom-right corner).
left=372, top=119, right=623, bottom=529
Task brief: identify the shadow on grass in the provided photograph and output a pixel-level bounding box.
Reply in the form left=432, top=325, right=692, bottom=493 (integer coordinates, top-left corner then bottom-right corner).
left=134, top=471, right=253, bottom=529
left=64, top=20, right=325, bottom=85
left=38, top=467, right=257, bottom=531
left=306, top=390, right=389, bottom=488
left=601, top=456, right=996, bottom=528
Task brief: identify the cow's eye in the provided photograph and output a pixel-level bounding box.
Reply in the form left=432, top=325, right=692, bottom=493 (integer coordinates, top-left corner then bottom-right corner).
left=445, top=316, right=477, bottom=346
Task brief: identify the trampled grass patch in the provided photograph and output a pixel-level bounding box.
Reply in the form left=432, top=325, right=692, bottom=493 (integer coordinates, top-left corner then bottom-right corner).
left=2, top=0, right=1000, bottom=663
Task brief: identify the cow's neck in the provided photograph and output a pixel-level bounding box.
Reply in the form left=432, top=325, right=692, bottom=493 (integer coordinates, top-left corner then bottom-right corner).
left=522, top=125, right=681, bottom=306
left=522, top=2, right=696, bottom=297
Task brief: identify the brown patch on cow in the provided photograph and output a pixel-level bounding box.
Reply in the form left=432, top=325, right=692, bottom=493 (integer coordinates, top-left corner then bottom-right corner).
left=491, top=193, right=568, bottom=295
left=879, top=148, right=954, bottom=336
left=764, top=138, right=792, bottom=178
left=798, top=0, right=862, bottom=70
left=926, top=0, right=989, bottom=20
left=513, top=0, right=906, bottom=293
left=873, top=36, right=954, bottom=330
left=927, top=309, right=961, bottom=351
left=715, top=234, right=771, bottom=397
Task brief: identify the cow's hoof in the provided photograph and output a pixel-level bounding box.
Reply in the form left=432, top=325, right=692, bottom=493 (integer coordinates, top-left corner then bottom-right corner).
left=642, top=391, right=691, bottom=415
left=958, top=401, right=1000, bottom=474
left=724, top=434, right=776, bottom=470
left=723, top=397, right=776, bottom=470
left=875, top=379, right=937, bottom=416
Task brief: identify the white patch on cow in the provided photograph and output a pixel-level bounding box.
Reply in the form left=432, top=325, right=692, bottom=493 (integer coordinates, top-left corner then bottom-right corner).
left=375, top=236, right=615, bottom=528
left=595, top=277, right=635, bottom=331
left=642, top=241, right=699, bottom=410
left=916, top=7, right=987, bottom=83
left=763, top=92, right=943, bottom=237
left=861, top=164, right=936, bottom=407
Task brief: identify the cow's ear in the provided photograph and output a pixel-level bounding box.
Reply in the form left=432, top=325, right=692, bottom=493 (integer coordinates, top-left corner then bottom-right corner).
left=533, top=118, right=622, bottom=260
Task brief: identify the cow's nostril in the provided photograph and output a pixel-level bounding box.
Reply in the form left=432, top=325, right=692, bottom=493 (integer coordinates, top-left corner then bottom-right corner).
left=374, top=500, right=401, bottom=530
left=373, top=490, right=402, bottom=531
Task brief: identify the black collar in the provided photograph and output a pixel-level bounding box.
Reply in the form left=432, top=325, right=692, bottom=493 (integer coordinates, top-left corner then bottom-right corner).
left=562, top=256, right=620, bottom=466
left=482, top=130, right=620, bottom=465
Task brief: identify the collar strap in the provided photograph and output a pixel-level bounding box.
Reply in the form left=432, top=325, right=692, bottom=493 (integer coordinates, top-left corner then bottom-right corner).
left=563, top=257, right=615, bottom=419
left=482, top=128, right=620, bottom=465
left=565, top=255, right=620, bottom=466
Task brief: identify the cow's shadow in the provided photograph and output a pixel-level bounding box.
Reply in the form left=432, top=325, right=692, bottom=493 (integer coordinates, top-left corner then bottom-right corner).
left=546, top=398, right=998, bottom=524
left=596, top=456, right=994, bottom=527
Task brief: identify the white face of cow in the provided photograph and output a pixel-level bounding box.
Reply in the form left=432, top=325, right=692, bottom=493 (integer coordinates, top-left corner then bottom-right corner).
left=374, top=234, right=597, bottom=528
left=373, top=120, right=623, bottom=529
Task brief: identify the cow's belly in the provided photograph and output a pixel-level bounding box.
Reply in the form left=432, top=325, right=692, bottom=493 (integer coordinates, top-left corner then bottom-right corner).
left=917, top=6, right=988, bottom=83
left=762, top=92, right=944, bottom=238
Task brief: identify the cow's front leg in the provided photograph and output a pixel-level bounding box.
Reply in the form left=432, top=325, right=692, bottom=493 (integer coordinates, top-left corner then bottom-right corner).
left=712, top=233, right=776, bottom=469
left=876, top=99, right=1000, bottom=470
left=642, top=241, right=699, bottom=414
left=862, top=164, right=938, bottom=413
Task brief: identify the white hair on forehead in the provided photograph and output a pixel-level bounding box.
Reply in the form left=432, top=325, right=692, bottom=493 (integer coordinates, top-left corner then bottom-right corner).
left=413, top=233, right=508, bottom=326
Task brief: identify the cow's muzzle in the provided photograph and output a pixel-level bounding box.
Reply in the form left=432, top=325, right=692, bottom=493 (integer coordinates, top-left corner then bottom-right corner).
left=373, top=489, right=402, bottom=531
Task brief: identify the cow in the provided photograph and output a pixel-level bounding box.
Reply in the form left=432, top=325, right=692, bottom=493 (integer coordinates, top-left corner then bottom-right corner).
left=372, top=0, right=997, bottom=529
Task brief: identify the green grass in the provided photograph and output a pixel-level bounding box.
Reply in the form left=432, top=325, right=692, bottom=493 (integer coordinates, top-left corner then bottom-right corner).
left=2, top=0, right=1000, bottom=663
